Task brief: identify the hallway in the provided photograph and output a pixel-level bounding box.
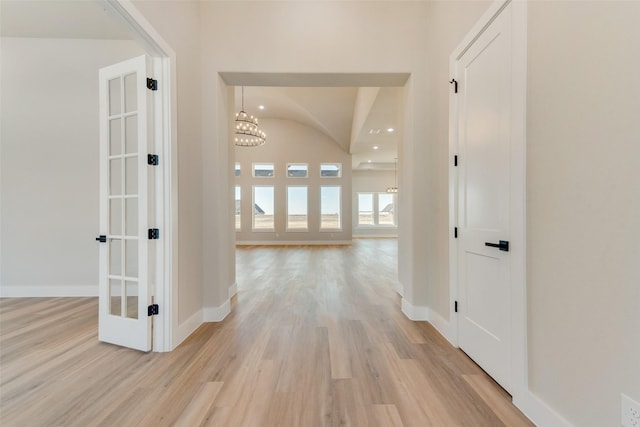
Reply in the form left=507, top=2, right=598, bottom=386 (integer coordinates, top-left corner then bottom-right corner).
left=0, top=240, right=532, bottom=426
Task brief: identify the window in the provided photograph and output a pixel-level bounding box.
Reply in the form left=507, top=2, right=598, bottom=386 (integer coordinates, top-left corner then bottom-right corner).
left=235, top=163, right=241, bottom=177
left=235, top=186, right=241, bottom=230
left=320, top=163, right=341, bottom=178
left=252, top=186, right=274, bottom=230
left=253, top=163, right=274, bottom=177
left=357, top=192, right=396, bottom=226
left=287, top=163, right=308, bottom=178
left=377, top=193, right=395, bottom=225
left=320, top=186, right=341, bottom=229
left=287, top=186, right=308, bottom=230
left=358, top=193, right=374, bottom=225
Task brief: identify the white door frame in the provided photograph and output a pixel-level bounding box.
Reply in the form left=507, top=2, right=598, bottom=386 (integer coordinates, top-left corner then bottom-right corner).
left=99, top=0, right=178, bottom=352
left=448, top=0, right=527, bottom=399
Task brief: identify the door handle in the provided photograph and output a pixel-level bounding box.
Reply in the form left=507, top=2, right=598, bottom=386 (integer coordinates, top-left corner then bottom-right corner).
left=485, top=240, right=509, bottom=252
left=96, top=235, right=107, bottom=243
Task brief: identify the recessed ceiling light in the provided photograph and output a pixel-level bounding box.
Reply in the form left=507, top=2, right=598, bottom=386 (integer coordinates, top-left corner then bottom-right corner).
left=368, top=129, right=381, bottom=134
left=373, top=146, right=379, bottom=150
left=387, top=127, right=395, bottom=133
left=258, top=105, right=265, bottom=110
left=367, top=160, right=372, bottom=163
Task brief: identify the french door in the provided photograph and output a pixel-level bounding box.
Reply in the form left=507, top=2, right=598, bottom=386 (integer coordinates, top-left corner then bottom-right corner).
left=98, top=55, right=154, bottom=352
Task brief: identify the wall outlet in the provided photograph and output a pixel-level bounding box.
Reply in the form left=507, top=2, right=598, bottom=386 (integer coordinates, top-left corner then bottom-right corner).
left=622, top=394, right=640, bottom=427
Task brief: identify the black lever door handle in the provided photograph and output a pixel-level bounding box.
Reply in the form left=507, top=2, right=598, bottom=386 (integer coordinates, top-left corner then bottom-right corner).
left=485, top=240, right=509, bottom=252
left=96, top=235, right=107, bottom=243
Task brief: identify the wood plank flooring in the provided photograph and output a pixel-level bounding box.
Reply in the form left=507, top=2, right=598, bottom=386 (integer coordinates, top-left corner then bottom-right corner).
left=0, top=239, right=534, bottom=426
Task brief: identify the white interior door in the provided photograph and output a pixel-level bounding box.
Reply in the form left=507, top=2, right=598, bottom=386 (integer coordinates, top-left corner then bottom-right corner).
left=98, top=55, right=153, bottom=352
left=456, top=6, right=512, bottom=391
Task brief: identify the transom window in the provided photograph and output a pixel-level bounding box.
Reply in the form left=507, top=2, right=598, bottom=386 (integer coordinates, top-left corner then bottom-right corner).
left=320, top=163, right=341, bottom=178
left=287, top=163, right=308, bottom=178
left=253, top=163, right=274, bottom=178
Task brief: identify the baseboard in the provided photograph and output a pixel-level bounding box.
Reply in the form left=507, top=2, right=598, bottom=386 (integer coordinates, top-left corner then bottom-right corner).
left=426, top=308, right=454, bottom=346
left=0, top=285, right=98, bottom=297
left=394, top=281, right=404, bottom=297
left=236, top=240, right=352, bottom=246
left=352, top=234, right=398, bottom=239
left=514, top=390, right=573, bottom=427
left=175, top=309, right=203, bottom=346
left=400, top=298, right=429, bottom=321
left=229, top=282, right=238, bottom=299
left=203, top=298, right=231, bottom=322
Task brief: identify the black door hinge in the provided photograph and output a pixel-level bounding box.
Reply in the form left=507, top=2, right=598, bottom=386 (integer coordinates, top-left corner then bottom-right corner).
left=148, top=304, right=159, bottom=316
left=146, top=78, right=158, bottom=91
left=454, top=155, right=458, bottom=167
left=454, top=227, right=458, bottom=239
left=147, top=154, right=159, bottom=166
left=449, top=78, right=458, bottom=93
left=148, top=228, right=160, bottom=240
left=454, top=301, right=458, bottom=313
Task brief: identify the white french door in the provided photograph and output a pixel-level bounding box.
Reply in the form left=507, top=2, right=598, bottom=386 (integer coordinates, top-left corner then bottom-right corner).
left=456, top=5, right=513, bottom=391
left=98, top=55, right=154, bottom=352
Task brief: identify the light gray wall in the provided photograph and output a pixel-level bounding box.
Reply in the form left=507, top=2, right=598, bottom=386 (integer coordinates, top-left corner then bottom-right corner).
left=0, top=37, right=143, bottom=295
left=527, top=2, right=640, bottom=426
left=234, top=118, right=352, bottom=244
left=352, top=170, right=397, bottom=238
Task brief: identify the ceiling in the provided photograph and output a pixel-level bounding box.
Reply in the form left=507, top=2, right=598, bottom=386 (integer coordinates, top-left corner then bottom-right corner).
left=2, top=0, right=405, bottom=171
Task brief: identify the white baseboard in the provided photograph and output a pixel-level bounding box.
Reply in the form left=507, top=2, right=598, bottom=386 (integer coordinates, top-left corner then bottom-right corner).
left=236, top=240, right=352, bottom=246
left=427, top=308, right=455, bottom=346
left=394, top=281, right=404, bottom=297
left=229, top=282, right=238, bottom=299
left=0, top=285, right=98, bottom=297
left=175, top=309, right=203, bottom=346
left=203, top=298, right=231, bottom=322
left=514, top=390, right=573, bottom=427
left=401, top=298, right=429, bottom=321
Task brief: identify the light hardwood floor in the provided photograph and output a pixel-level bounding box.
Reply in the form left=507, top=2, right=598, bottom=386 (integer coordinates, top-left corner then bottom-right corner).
left=0, top=240, right=534, bottom=426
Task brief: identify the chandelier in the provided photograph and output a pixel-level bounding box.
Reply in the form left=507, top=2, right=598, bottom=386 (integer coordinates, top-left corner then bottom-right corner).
left=386, top=157, right=398, bottom=193
left=234, top=86, right=266, bottom=147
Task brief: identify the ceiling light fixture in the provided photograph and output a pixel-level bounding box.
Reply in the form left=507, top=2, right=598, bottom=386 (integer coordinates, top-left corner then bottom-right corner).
left=258, top=105, right=265, bottom=110
left=387, top=157, right=398, bottom=193
left=373, top=146, right=379, bottom=150
left=387, top=127, right=395, bottom=133
left=234, top=86, right=266, bottom=147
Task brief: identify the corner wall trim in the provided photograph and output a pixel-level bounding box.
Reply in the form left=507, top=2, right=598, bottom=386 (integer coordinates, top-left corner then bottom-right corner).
left=175, top=309, right=203, bottom=346
left=0, top=285, right=98, bottom=298
left=229, top=282, right=238, bottom=299
left=203, top=298, right=231, bottom=322
left=400, top=298, right=429, bottom=321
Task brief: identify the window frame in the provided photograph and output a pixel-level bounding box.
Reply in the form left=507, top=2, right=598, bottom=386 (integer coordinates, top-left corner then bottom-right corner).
left=286, top=185, right=309, bottom=231
left=252, top=162, right=275, bottom=178
left=286, top=163, right=309, bottom=179
left=320, top=163, right=342, bottom=178
left=319, top=185, right=342, bottom=231
left=252, top=185, right=275, bottom=231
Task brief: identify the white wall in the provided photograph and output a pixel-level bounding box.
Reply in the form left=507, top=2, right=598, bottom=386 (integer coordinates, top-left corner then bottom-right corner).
left=527, top=2, right=640, bottom=426
left=0, top=37, right=143, bottom=296
left=234, top=118, right=352, bottom=244
left=352, top=170, right=397, bottom=238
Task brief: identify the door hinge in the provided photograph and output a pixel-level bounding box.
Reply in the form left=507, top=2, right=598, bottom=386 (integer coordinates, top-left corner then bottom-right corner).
left=454, top=227, right=458, bottom=239
left=148, top=304, right=159, bottom=316
left=148, top=228, right=160, bottom=240
left=449, top=78, right=458, bottom=94
left=454, top=155, right=458, bottom=166
left=454, top=301, right=458, bottom=313
left=146, top=77, right=158, bottom=91
left=147, top=154, right=159, bottom=166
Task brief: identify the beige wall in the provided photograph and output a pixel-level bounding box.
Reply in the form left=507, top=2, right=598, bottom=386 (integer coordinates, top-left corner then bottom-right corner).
left=527, top=1, right=640, bottom=426
left=0, top=38, right=143, bottom=295
left=234, top=118, right=352, bottom=243
left=131, top=0, right=204, bottom=326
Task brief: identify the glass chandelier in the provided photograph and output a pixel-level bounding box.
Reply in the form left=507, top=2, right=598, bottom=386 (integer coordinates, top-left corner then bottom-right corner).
left=234, top=86, right=266, bottom=147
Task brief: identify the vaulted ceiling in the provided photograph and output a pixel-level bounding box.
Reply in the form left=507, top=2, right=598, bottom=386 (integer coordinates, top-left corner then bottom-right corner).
left=1, top=0, right=404, bottom=171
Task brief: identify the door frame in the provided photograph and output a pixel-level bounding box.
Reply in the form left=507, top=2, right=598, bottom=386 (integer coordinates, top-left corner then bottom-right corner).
left=448, top=0, right=527, bottom=398
left=100, top=0, right=178, bottom=352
